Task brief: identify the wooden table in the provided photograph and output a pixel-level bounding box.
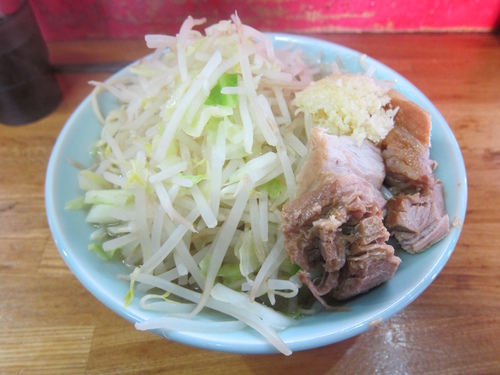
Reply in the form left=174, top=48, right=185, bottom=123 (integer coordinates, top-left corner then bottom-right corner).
left=1, top=32, right=499, bottom=374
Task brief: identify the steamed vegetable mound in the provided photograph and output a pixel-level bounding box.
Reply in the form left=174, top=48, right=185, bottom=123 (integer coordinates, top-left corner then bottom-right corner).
left=67, top=14, right=405, bottom=356
left=69, top=14, right=322, bottom=356
left=294, top=74, right=397, bottom=143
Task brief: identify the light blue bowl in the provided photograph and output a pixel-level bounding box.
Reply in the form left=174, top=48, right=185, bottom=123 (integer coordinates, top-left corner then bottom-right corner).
left=45, top=34, right=467, bottom=354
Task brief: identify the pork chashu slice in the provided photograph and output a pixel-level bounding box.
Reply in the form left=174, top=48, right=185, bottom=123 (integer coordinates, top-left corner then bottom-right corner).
left=296, top=127, right=386, bottom=196
left=382, top=89, right=450, bottom=253
left=381, top=89, right=435, bottom=192
left=282, top=127, right=401, bottom=304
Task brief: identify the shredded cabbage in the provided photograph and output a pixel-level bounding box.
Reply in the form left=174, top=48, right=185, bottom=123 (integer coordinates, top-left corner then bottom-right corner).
left=73, top=14, right=321, bottom=355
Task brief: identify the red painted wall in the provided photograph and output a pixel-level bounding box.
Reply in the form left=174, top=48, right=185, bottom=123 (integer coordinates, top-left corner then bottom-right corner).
left=30, top=0, right=500, bottom=41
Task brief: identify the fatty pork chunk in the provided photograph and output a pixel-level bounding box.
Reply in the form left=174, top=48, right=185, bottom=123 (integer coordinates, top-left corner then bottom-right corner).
left=381, top=90, right=450, bottom=254
left=281, top=127, right=401, bottom=305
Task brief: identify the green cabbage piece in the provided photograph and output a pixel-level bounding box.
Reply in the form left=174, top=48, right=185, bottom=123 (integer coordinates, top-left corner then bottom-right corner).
left=204, top=73, right=238, bottom=107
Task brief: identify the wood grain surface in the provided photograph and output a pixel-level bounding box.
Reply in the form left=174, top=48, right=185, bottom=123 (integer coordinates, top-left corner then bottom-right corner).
left=1, top=32, right=499, bottom=374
